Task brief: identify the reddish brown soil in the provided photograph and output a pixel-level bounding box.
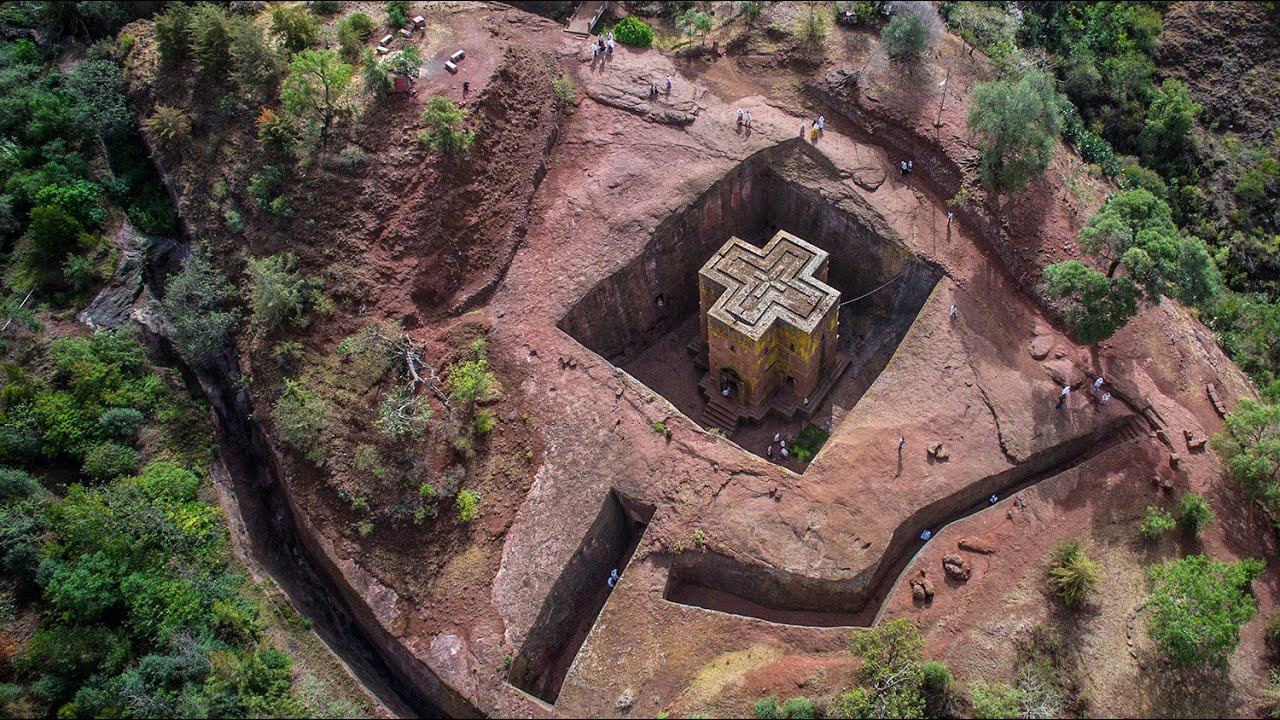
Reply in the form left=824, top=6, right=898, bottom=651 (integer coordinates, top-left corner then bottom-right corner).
left=126, top=2, right=1279, bottom=719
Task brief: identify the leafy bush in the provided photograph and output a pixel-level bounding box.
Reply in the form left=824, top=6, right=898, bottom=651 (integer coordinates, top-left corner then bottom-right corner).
left=97, top=407, right=144, bottom=441
left=420, top=95, right=476, bottom=155
left=161, top=251, right=239, bottom=369
left=780, top=697, right=814, bottom=719
left=1177, top=492, right=1214, bottom=537
left=256, top=107, right=296, bottom=152
left=880, top=13, right=928, bottom=60
left=1139, top=506, right=1175, bottom=540
left=143, top=105, right=192, bottom=152
left=791, top=424, right=829, bottom=462
left=447, top=357, right=493, bottom=408
left=272, top=379, right=328, bottom=453
left=612, top=16, right=654, bottom=47
left=921, top=661, right=955, bottom=718
left=753, top=695, right=779, bottom=719
left=337, top=145, right=368, bottom=169
left=474, top=410, right=496, bottom=435
left=386, top=1, right=410, bottom=28
left=1046, top=539, right=1102, bottom=608
left=81, top=441, right=141, bottom=482
left=244, top=252, right=322, bottom=332
left=0, top=468, right=40, bottom=501
left=270, top=4, right=319, bottom=53
left=1147, top=554, right=1259, bottom=668
left=307, top=1, right=342, bottom=13
left=552, top=73, right=575, bottom=108
left=969, top=681, right=1024, bottom=719
left=456, top=489, right=480, bottom=523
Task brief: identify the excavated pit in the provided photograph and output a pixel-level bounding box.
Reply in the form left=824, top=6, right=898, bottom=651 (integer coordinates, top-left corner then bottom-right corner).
left=559, top=141, right=941, bottom=466
left=508, top=490, right=655, bottom=704
left=663, top=416, right=1140, bottom=627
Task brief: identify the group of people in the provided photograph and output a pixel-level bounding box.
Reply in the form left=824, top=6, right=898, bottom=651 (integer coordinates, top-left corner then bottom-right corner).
left=766, top=432, right=790, bottom=460
left=590, top=30, right=615, bottom=60
left=900, top=159, right=915, bottom=176
left=1056, top=376, right=1112, bottom=410
left=736, top=108, right=754, bottom=128
left=805, top=115, right=826, bottom=140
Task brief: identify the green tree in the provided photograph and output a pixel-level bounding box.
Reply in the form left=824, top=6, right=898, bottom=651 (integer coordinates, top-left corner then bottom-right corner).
left=152, top=3, right=192, bottom=63
left=1046, top=539, right=1103, bottom=608
left=1139, top=78, right=1199, bottom=169
left=1146, top=554, right=1261, bottom=668
left=386, top=1, right=410, bottom=28
left=243, top=252, right=320, bottom=332
left=420, top=95, right=475, bottom=155
left=967, top=69, right=1062, bottom=191
left=1045, top=189, right=1221, bottom=343
left=969, top=681, right=1024, bottom=719
left=1176, top=492, right=1214, bottom=537
left=1042, top=260, right=1140, bottom=344
left=676, top=9, right=713, bottom=44
left=228, top=17, right=283, bottom=98
left=161, top=251, right=239, bottom=368
left=269, top=4, right=319, bottom=54
left=188, top=3, right=235, bottom=75
left=361, top=48, right=392, bottom=96
left=1212, top=398, right=1280, bottom=515
left=880, top=13, right=929, bottom=61
left=837, top=619, right=926, bottom=719
left=280, top=49, right=354, bottom=145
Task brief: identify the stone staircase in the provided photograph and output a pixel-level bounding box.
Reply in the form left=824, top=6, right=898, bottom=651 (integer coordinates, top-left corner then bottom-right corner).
left=701, top=396, right=739, bottom=435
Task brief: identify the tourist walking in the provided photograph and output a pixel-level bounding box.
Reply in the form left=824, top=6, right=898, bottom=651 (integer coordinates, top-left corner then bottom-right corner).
left=737, top=108, right=743, bottom=126
left=1056, top=384, right=1071, bottom=410
left=665, top=74, right=672, bottom=93
left=900, top=160, right=908, bottom=176
left=1093, top=377, right=1104, bottom=392
left=744, top=110, right=752, bottom=127
left=947, top=211, right=954, bottom=225
left=949, top=304, right=957, bottom=319
left=1100, top=392, right=1111, bottom=405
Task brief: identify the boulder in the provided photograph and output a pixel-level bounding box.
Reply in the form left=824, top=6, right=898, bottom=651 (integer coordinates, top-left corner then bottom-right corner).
left=942, top=554, right=971, bottom=582
left=957, top=537, right=996, bottom=554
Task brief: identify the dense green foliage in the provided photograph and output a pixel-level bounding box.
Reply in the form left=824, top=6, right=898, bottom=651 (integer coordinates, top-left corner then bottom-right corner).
left=1046, top=539, right=1103, bottom=608
left=966, top=69, right=1062, bottom=191
left=833, top=619, right=925, bottom=719
left=611, top=16, right=654, bottom=47
left=280, top=49, right=355, bottom=145
left=0, top=38, right=173, bottom=304
left=675, top=9, right=713, bottom=42
left=0, top=323, right=314, bottom=716
left=1212, top=399, right=1280, bottom=518
left=420, top=95, right=476, bottom=155
left=880, top=13, right=928, bottom=60
left=1176, top=492, right=1215, bottom=537
left=1139, top=505, right=1176, bottom=540
left=790, top=424, right=829, bottom=462
left=1044, top=190, right=1220, bottom=343
left=1146, top=554, right=1261, bottom=668
left=243, top=252, right=324, bottom=333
